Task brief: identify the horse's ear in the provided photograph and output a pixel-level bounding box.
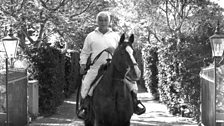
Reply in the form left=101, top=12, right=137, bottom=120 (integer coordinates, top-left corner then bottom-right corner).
left=129, top=34, right=134, bottom=43
left=119, top=33, right=125, bottom=45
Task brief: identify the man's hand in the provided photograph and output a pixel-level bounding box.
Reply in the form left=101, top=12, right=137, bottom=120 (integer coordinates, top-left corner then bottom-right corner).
left=80, top=64, right=86, bottom=75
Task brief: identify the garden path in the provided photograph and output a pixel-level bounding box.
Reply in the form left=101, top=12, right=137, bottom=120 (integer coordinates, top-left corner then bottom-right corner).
left=29, top=91, right=198, bottom=126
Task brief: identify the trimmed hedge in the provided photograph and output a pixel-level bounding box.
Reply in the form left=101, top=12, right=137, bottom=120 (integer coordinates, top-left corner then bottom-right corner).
left=64, top=52, right=80, bottom=98
left=157, top=35, right=208, bottom=121
left=28, top=46, right=80, bottom=116
left=142, top=46, right=159, bottom=99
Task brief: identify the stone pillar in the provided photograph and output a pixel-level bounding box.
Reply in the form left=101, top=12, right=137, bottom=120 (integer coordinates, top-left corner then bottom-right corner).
left=0, top=68, right=27, bottom=126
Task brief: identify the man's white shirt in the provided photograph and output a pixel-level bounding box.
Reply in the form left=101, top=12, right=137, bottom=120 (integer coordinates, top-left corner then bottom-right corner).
left=80, top=28, right=120, bottom=66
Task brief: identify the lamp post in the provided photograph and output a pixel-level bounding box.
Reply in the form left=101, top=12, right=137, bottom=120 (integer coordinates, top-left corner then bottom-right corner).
left=209, top=21, right=224, bottom=126
left=1, top=27, right=19, bottom=126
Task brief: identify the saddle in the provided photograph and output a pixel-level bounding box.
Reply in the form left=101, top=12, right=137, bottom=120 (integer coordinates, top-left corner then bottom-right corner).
left=85, top=48, right=113, bottom=96
left=88, top=59, right=111, bottom=96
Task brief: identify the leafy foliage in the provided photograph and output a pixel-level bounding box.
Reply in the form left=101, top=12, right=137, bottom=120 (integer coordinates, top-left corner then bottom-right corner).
left=0, top=0, right=111, bottom=53
left=142, top=46, right=159, bottom=99
left=28, top=45, right=66, bottom=115
left=135, top=0, right=224, bottom=121
left=64, top=52, right=80, bottom=98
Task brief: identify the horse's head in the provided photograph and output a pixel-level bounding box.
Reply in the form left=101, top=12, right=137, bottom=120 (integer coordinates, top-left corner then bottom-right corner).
left=112, top=33, right=141, bottom=81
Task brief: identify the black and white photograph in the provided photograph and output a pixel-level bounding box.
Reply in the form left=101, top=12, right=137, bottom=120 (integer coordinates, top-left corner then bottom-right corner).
left=0, top=0, right=224, bottom=126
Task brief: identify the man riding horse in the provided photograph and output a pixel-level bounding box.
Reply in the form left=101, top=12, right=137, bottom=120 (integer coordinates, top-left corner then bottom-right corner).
left=77, top=11, right=146, bottom=119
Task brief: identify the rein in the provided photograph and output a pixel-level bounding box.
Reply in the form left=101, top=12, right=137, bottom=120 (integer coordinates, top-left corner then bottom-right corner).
left=90, top=48, right=113, bottom=66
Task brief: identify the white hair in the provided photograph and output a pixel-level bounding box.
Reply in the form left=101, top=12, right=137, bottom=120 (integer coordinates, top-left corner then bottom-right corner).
left=96, top=11, right=111, bottom=24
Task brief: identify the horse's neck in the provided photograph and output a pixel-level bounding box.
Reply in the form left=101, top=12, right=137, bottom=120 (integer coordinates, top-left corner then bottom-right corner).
left=100, top=64, right=114, bottom=86
left=111, top=65, right=126, bottom=79
left=100, top=62, right=126, bottom=88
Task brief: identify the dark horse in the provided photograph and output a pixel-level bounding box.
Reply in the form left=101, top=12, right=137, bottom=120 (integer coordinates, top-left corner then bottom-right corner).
left=84, top=33, right=140, bottom=126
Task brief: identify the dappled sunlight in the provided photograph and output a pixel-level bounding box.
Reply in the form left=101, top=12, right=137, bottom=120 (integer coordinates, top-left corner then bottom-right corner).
left=31, top=117, right=72, bottom=124
left=132, top=115, right=196, bottom=125
left=130, top=92, right=198, bottom=126
left=131, top=114, right=197, bottom=126
left=30, top=92, right=198, bottom=126
left=48, top=117, right=73, bottom=122
left=30, top=117, right=84, bottom=126
left=64, top=100, right=76, bottom=105
left=131, top=120, right=157, bottom=126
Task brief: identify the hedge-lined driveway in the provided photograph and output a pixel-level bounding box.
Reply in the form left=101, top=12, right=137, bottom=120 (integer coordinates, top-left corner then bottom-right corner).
left=29, top=92, right=197, bottom=126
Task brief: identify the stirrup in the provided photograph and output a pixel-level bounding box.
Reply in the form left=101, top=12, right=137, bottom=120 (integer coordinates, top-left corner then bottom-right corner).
left=77, top=108, right=87, bottom=120
left=134, top=100, right=146, bottom=115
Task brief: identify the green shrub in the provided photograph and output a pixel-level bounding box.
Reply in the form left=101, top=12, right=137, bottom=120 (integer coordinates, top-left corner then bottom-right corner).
left=142, top=46, right=159, bottom=99
left=64, top=52, right=80, bottom=98
left=28, top=46, right=65, bottom=115
left=157, top=35, right=209, bottom=121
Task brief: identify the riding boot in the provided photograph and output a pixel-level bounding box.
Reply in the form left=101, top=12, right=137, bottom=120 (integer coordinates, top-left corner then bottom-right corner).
left=77, top=96, right=90, bottom=120
left=131, top=91, right=146, bottom=115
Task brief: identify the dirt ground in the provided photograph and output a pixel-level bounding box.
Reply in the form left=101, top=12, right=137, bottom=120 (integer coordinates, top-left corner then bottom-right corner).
left=29, top=92, right=198, bottom=126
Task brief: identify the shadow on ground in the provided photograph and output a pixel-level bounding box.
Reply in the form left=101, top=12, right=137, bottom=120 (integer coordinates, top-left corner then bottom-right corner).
left=130, top=93, right=197, bottom=126
left=29, top=92, right=198, bottom=126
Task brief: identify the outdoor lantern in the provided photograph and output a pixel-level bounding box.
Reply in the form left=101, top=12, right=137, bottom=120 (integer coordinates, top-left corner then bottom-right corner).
left=1, top=27, right=19, bottom=126
left=209, top=21, right=224, bottom=126
left=2, top=29, right=19, bottom=58
left=209, top=28, right=224, bottom=58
